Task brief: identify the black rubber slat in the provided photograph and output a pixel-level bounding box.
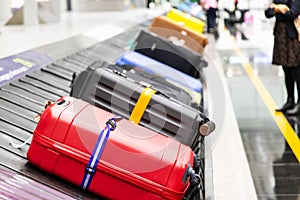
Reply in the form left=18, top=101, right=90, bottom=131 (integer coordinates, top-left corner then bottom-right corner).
left=26, top=72, right=71, bottom=93
left=0, top=120, right=32, bottom=141
left=47, top=64, right=75, bottom=78
left=85, top=42, right=126, bottom=63
left=30, top=70, right=71, bottom=88
left=103, top=29, right=140, bottom=50
left=0, top=108, right=37, bottom=133
left=19, top=76, right=68, bottom=97
left=10, top=81, right=60, bottom=101
left=46, top=64, right=75, bottom=81
left=0, top=90, right=44, bottom=113
left=53, top=59, right=86, bottom=73
left=0, top=99, right=37, bottom=122
left=0, top=131, right=28, bottom=158
left=41, top=66, right=73, bottom=81
left=1, top=86, right=46, bottom=106
left=67, top=53, right=96, bottom=66
left=0, top=149, right=101, bottom=200
left=76, top=49, right=105, bottom=63
left=62, top=57, right=89, bottom=69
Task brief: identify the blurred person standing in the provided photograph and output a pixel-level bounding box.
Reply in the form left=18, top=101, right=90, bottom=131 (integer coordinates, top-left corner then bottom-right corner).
left=201, top=0, right=218, bottom=33
left=234, top=0, right=238, bottom=12
left=265, top=0, right=300, bottom=115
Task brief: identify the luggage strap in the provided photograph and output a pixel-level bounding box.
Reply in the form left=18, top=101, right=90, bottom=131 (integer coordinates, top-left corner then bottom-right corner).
left=129, top=87, right=156, bottom=124
left=81, top=117, right=119, bottom=190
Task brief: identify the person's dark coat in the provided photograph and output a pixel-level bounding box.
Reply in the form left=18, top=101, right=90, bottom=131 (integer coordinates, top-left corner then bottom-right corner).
left=265, top=0, right=300, bottom=40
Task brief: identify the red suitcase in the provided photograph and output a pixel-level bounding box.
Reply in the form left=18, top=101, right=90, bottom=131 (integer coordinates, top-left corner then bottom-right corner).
left=27, top=96, right=198, bottom=200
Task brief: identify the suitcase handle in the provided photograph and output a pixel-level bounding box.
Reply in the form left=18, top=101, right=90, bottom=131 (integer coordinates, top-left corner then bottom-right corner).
left=188, top=167, right=200, bottom=185
left=182, top=165, right=200, bottom=185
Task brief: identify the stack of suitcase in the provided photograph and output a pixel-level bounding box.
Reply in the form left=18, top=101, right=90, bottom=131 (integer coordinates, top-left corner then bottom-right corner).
left=115, top=51, right=203, bottom=109
left=71, top=61, right=213, bottom=145
left=166, top=8, right=206, bottom=35
left=26, top=9, right=213, bottom=200
left=176, top=1, right=206, bottom=21
left=149, top=16, right=208, bottom=54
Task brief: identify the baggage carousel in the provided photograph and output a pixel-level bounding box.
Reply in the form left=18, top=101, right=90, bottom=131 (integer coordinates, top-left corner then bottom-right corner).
left=0, top=9, right=207, bottom=200
left=0, top=7, right=257, bottom=200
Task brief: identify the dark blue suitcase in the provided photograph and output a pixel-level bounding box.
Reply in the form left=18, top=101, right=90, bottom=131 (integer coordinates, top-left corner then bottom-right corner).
left=115, top=50, right=203, bottom=93
left=132, top=30, right=208, bottom=78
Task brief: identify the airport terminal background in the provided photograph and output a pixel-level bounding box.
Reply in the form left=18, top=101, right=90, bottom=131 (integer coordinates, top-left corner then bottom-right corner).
left=0, top=0, right=300, bottom=200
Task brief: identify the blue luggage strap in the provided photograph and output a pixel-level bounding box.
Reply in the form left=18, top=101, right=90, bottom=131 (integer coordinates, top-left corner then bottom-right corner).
left=81, top=117, right=118, bottom=190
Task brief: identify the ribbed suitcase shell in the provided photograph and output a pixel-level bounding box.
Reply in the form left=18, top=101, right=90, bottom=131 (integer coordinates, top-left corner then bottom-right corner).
left=133, top=30, right=207, bottom=78
left=116, top=50, right=203, bottom=93
left=149, top=16, right=208, bottom=54
left=70, top=67, right=206, bottom=148
left=166, top=8, right=205, bottom=34
left=27, top=97, right=195, bottom=200
left=105, top=63, right=194, bottom=107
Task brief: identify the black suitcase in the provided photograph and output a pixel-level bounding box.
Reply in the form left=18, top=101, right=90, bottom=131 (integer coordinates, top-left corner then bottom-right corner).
left=70, top=64, right=214, bottom=149
left=70, top=61, right=194, bottom=106
left=105, top=63, right=195, bottom=107
left=133, top=30, right=208, bottom=78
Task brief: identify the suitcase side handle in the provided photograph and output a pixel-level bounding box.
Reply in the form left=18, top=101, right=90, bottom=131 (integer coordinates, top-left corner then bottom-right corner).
left=198, top=113, right=215, bottom=136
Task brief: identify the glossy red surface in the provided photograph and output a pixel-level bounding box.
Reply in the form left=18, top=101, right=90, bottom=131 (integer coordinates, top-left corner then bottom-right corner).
left=27, top=96, right=194, bottom=200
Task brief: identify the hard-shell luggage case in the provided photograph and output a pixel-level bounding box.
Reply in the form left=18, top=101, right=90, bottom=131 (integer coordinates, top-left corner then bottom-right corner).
left=27, top=96, right=198, bottom=200
left=104, top=63, right=194, bottom=107
left=166, top=8, right=206, bottom=34
left=149, top=16, right=208, bottom=54
left=133, top=30, right=208, bottom=78
left=116, top=50, right=203, bottom=94
left=176, top=2, right=206, bottom=21
left=70, top=67, right=214, bottom=148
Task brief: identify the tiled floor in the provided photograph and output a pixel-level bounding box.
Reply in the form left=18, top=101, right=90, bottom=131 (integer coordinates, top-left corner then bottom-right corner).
left=216, top=10, right=300, bottom=200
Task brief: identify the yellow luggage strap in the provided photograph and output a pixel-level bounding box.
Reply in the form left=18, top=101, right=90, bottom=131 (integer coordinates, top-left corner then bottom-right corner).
left=129, top=87, right=156, bottom=124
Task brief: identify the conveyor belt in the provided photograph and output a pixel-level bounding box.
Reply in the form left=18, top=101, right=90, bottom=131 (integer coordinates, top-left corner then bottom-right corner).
left=0, top=26, right=205, bottom=199
left=0, top=35, right=111, bottom=199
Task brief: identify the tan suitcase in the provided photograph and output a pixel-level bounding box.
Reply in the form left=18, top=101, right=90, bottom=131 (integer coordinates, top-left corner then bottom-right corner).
left=149, top=16, right=208, bottom=54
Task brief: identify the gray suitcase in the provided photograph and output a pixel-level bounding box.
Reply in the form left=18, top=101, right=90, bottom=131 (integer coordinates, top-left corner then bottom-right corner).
left=71, top=64, right=214, bottom=149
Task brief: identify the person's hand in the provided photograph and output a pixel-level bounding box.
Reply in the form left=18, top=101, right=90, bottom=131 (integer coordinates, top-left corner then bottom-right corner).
left=269, top=3, right=276, bottom=9
left=277, top=4, right=290, bottom=13
left=269, top=3, right=290, bottom=13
